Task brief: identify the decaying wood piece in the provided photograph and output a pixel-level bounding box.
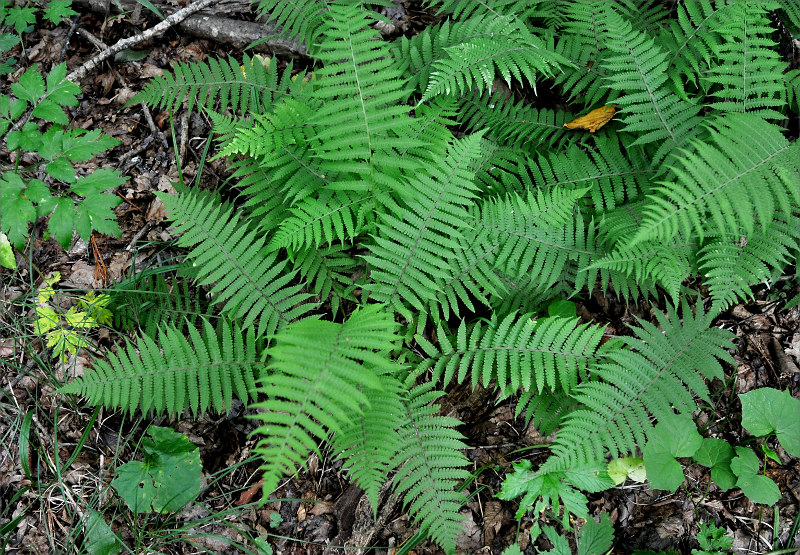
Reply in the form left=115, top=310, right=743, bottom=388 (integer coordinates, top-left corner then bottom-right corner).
left=70, top=0, right=305, bottom=57
left=67, top=0, right=221, bottom=84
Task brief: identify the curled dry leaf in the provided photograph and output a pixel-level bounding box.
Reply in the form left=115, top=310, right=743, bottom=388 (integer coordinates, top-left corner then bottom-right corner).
left=563, top=104, right=616, bottom=133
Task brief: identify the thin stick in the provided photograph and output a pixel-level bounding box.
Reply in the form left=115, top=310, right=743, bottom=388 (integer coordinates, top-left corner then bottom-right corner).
left=66, top=0, right=219, bottom=84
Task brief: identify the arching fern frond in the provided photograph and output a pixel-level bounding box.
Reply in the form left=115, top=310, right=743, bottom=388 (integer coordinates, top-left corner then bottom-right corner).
left=129, top=55, right=303, bottom=117
left=393, top=382, right=470, bottom=554
left=58, top=319, right=260, bottom=418
left=331, top=376, right=405, bottom=511
left=364, top=134, right=483, bottom=319
left=160, top=190, right=315, bottom=337
left=458, top=91, right=573, bottom=149
left=292, top=243, right=361, bottom=316
left=700, top=213, right=800, bottom=313
left=416, top=312, right=606, bottom=395
left=229, top=156, right=290, bottom=232
left=310, top=1, right=420, bottom=192
left=420, top=20, right=571, bottom=103
left=703, top=0, right=789, bottom=120
left=542, top=302, right=734, bottom=472
left=632, top=114, right=800, bottom=245
left=601, top=5, right=701, bottom=164
left=251, top=0, right=334, bottom=46
left=268, top=190, right=371, bottom=252
left=251, top=305, right=399, bottom=497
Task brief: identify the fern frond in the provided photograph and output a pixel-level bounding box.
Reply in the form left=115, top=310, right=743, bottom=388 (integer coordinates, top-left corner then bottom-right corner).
left=129, top=55, right=302, bottom=117
left=543, top=302, right=734, bottom=471
left=393, top=383, right=470, bottom=554
left=423, top=0, right=543, bottom=21
left=109, top=272, right=209, bottom=336
left=364, top=134, right=483, bottom=319
left=292, top=244, right=361, bottom=316
left=660, top=0, right=730, bottom=99
left=268, top=191, right=371, bottom=252
left=703, top=0, right=789, bottom=120
left=229, top=156, right=290, bottom=232
left=458, top=91, right=573, bottom=149
left=700, top=213, right=800, bottom=312
left=310, top=2, right=420, bottom=192
left=58, top=319, right=260, bottom=417
left=420, top=22, right=571, bottom=103
left=160, top=190, right=315, bottom=337
left=251, top=0, right=334, bottom=46
left=251, top=306, right=399, bottom=497
left=331, top=376, right=405, bottom=511
left=551, top=0, right=615, bottom=107
left=219, top=97, right=314, bottom=159
left=515, top=389, right=576, bottom=436
left=416, top=312, right=606, bottom=395
left=601, top=5, right=701, bottom=164
left=632, top=114, right=800, bottom=245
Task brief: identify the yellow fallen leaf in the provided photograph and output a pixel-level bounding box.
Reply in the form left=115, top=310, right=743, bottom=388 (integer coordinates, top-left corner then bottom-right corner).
left=563, top=104, right=616, bottom=133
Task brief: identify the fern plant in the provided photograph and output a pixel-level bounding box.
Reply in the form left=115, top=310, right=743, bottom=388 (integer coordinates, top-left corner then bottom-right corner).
left=57, top=0, right=800, bottom=552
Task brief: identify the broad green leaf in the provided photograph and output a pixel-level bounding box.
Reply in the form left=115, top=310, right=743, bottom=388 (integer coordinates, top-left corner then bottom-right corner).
left=74, top=193, right=122, bottom=240
left=643, top=414, right=703, bottom=491
left=43, top=0, right=78, bottom=24
left=740, top=388, right=800, bottom=457
left=49, top=197, right=75, bottom=248
left=44, top=64, right=80, bottom=106
left=71, top=168, right=127, bottom=196
left=730, top=447, right=781, bottom=505
left=83, top=509, right=123, bottom=555
left=564, top=462, right=615, bottom=492
left=32, top=99, right=68, bottom=124
left=6, top=6, right=37, bottom=34
left=111, top=426, right=202, bottom=513
left=548, top=300, right=576, bottom=319
left=34, top=305, right=59, bottom=334
left=61, top=130, right=119, bottom=161
left=578, top=513, right=614, bottom=555
left=0, top=173, right=36, bottom=246
left=46, top=156, right=76, bottom=182
left=11, top=64, right=45, bottom=102
left=692, top=438, right=735, bottom=491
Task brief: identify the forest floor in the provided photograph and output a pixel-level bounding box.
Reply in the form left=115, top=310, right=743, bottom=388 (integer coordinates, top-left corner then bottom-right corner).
left=1, top=1, right=799, bottom=554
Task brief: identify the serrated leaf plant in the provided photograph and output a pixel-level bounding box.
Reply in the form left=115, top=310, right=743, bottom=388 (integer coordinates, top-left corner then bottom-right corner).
left=1, top=2, right=125, bottom=252
left=56, top=1, right=800, bottom=551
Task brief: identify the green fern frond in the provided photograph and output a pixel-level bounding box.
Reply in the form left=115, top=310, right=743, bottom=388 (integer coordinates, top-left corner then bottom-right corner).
left=524, top=136, right=653, bottom=212
left=292, top=244, right=361, bottom=316
left=331, top=376, right=405, bottom=511
left=219, top=97, right=313, bottom=159
left=700, top=213, right=800, bottom=312
left=779, top=0, right=800, bottom=34
left=129, top=55, right=302, bottom=117
left=229, top=157, right=290, bottom=232
left=458, top=91, right=573, bottom=149
left=251, top=0, right=334, bottom=46
left=424, top=0, right=541, bottom=20
left=250, top=305, right=399, bottom=497
left=787, top=69, right=800, bottom=114
left=543, top=301, right=734, bottom=471
left=416, top=312, right=606, bottom=395
left=58, top=319, right=260, bottom=417
left=703, top=1, right=789, bottom=120
left=420, top=22, right=571, bottom=103
left=109, top=271, right=210, bottom=336
left=601, top=5, right=701, bottom=164
left=160, top=190, right=315, bottom=337
left=310, top=2, right=420, bottom=192
left=551, top=0, right=615, bottom=107
left=515, top=389, right=576, bottom=436
left=660, top=0, right=730, bottom=99
left=364, top=133, right=483, bottom=319
left=268, top=191, right=371, bottom=252
left=393, top=382, right=470, bottom=554
left=632, top=114, right=800, bottom=245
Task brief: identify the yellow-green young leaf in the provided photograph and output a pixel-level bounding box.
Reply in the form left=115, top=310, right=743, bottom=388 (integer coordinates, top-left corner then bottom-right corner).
left=65, top=307, right=94, bottom=329
left=0, top=232, right=16, bottom=270
left=34, top=305, right=59, bottom=334
left=46, top=328, right=82, bottom=360
left=607, top=457, right=646, bottom=485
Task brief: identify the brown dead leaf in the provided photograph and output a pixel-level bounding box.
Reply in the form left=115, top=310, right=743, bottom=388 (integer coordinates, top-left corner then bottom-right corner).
left=564, top=105, right=616, bottom=133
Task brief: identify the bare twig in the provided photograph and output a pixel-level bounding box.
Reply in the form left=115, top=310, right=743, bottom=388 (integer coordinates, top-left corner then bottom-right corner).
left=66, top=0, right=220, bottom=84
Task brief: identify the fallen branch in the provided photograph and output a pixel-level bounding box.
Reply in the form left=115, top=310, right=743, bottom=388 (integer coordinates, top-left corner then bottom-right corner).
left=66, top=0, right=220, bottom=84
left=70, top=0, right=306, bottom=57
